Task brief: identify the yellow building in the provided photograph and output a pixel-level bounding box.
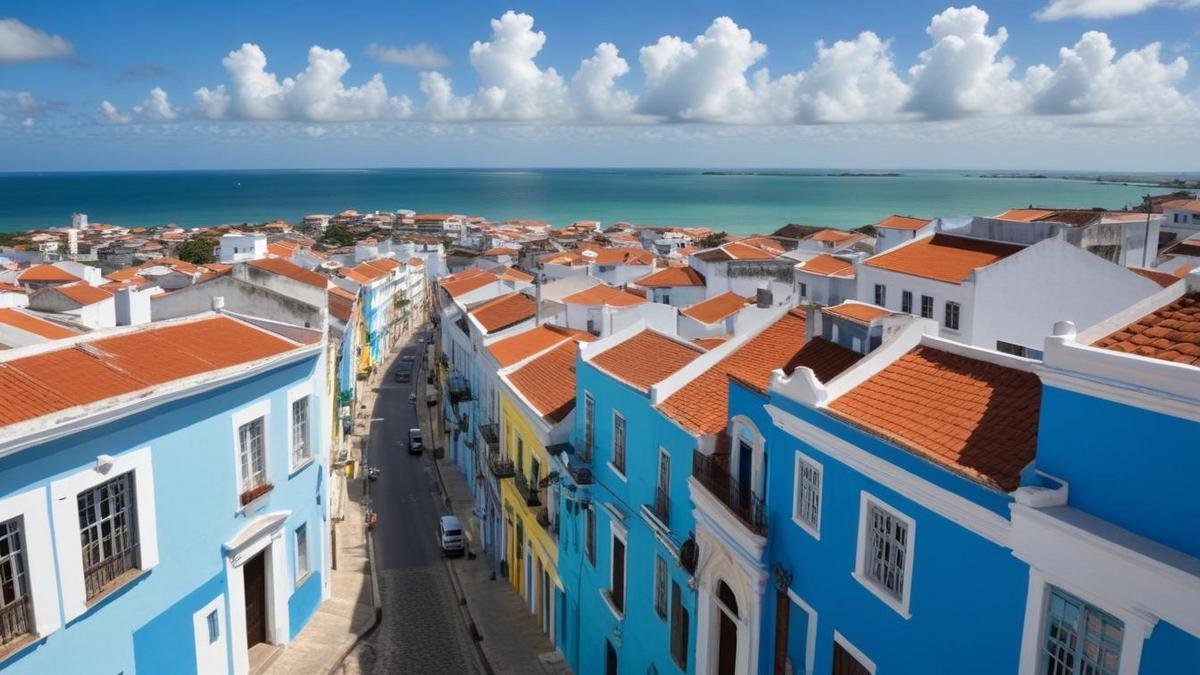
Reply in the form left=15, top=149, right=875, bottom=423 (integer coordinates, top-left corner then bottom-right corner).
left=496, top=333, right=592, bottom=642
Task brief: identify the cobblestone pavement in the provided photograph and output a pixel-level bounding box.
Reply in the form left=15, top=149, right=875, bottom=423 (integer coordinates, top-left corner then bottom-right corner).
left=339, top=336, right=482, bottom=675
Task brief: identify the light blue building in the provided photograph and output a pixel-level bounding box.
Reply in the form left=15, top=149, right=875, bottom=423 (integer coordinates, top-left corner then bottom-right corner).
left=0, top=312, right=331, bottom=675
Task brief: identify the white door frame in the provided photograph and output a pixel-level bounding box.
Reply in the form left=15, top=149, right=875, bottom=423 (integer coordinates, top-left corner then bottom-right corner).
left=224, top=512, right=293, bottom=675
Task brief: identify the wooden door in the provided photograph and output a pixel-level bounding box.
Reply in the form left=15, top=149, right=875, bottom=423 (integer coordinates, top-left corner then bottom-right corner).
left=718, top=609, right=738, bottom=675
left=832, top=642, right=871, bottom=675
left=243, top=551, right=267, bottom=647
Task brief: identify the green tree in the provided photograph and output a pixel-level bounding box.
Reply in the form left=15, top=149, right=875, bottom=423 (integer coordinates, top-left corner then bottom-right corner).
left=322, top=223, right=356, bottom=248
left=175, top=236, right=219, bottom=264
left=696, top=231, right=728, bottom=248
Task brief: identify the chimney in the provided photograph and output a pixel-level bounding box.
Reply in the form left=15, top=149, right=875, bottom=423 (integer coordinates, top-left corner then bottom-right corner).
left=804, top=303, right=820, bottom=343
left=212, top=296, right=225, bottom=311
left=755, top=287, right=773, bottom=308
left=114, top=286, right=151, bottom=326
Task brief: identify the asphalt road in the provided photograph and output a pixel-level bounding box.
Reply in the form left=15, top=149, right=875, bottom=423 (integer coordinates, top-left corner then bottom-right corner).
left=344, top=330, right=480, bottom=675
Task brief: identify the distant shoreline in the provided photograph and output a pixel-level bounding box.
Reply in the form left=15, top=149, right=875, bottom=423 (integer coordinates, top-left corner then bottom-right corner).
left=974, top=172, right=1200, bottom=190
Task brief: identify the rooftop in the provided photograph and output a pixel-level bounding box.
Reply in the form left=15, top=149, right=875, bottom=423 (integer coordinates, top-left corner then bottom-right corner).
left=1130, top=267, right=1182, bottom=289
left=591, top=330, right=703, bottom=392
left=561, top=284, right=647, bottom=308
left=1162, top=199, right=1200, bottom=213
left=808, top=229, right=863, bottom=244
left=248, top=257, right=329, bottom=289
left=45, top=282, right=114, bottom=307
left=1092, top=292, right=1200, bottom=366
left=863, top=233, right=1025, bottom=285
left=828, top=345, right=1041, bottom=492
left=823, top=301, right=891, bottom=325
left=875, top=215, right=932, bottom=231
left=680, top=292, right=751, bottom=325
left=508, top=341, right=585, bottom=423
left=795, top=253, right=855, bottom=278
left=18, top=264, right=80, bottom=283
left=440, top=269, right=498, bottom=298
left=635, top=266, right=706, bottom=288
left=488, top=323, right=596, bottom=367
left=0, top=308, right=81, bottom=340
left=469, top=292, right=537, bottom=333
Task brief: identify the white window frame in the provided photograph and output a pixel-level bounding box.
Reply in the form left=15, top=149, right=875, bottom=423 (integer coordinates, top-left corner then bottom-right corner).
left=852, top=491, right=915, bottom=619
left=51, top=446, right=159, bottom=622
left=0, top=487, right=60, bottom=640
left=231, top=399, right=272, bottom=511
left=294, top=522, right=311, bottom=586
left=583, top=391, right=595, bottom=458
left=787, top=590, right=818, bottom=675
left=609, top=411, right=627, bottom=481
left=792, top=450, right=823, bottom=540
left=603, top=518, right=628, bottom=620
left=944, top=301, right=961, bottom=331
left=287, top=381, right=315, bottom=473
left=873, top=284, right=886, bottom=307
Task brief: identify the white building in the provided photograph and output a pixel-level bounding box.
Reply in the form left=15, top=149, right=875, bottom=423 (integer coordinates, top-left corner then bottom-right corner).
left=872, top=214, right=935, bottom=252
left=28, top=282, right=116, bottom=329
left=630, top=266, right=707, bottom=307
left=218, top=233, right=267, bottom=263
left=794, top=253, right=859, bottom=307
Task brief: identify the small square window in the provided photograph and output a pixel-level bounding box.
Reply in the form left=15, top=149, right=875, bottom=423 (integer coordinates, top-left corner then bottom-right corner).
left=295, top=523, right=310, bottom=582
left=206, top=609, right=220, bottom=644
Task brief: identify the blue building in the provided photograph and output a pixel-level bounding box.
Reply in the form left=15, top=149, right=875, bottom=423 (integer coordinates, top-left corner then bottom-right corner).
left=0, top=313, right=331, bottom=674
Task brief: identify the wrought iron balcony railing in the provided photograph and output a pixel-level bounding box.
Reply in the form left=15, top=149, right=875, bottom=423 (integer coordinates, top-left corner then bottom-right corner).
left=692, top=450, right=766, bottom=535
left=479, top=422, right=500, bottom=455
left=513, top=472, right=541, bottom=507
left=487, top=453, right=515, bottom=479
left=649, top=484, right=670, bottom=526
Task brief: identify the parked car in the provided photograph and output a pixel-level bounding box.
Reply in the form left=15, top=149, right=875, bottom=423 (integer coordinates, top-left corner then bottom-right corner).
left=438, top=515, right=465, bottom=555
left=407, top=428, right=423, bottom=454
left=394, top=370, right=410, bottom=383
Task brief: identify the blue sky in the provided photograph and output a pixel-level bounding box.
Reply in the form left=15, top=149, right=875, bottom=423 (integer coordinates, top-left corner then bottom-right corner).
left=2, top=1, right=1200, bottom=171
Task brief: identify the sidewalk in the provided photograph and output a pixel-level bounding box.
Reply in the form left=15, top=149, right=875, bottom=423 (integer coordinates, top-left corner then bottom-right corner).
left=420, top=351, right=569, bottom=675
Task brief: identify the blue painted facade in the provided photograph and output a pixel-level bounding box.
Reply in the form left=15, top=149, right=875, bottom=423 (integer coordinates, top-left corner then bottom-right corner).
left=553, top=355, right=698, bottom=675
left=0, top=354, right=329, bottom=675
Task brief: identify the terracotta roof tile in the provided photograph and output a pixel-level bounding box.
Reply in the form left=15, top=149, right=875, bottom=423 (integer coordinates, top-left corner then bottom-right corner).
left=0, top=308, right=80, bottom=340
left=660, top=311, right=860, bottom=435
left=1162, top=199, right=1200, bottom=212
left=18, top=264, right=80, bottom=283
left=106, top=267, right=145, bottom=282
left=796, top=254, right=855, bottom=278
left=876, top=215, right=931, bottom=230
left=720, top=242, right=777, bottom=260
left=440, top=270, right=498, bottom=298
left=1092, top=292, right=1200, bottom=366
left=1130, top=267, right=1181, bottom=289
left=693, top=336, right=730, bottom=350
left=681, top=292, right=751, bottom=324
left=828, top=346, right=1041, bottom=491
left=482, top=247, right=520, bottom=257
left=488, top=324, right=596, bottom=367
left=0, top=283, right=27, bottom=295
left=0, top=316, right=302, bottom=428
left=809, top=229, right=862, bottom=243
left=140, top=257, right=200, bottom=274
left=562, top=285, right=647, bottom=308
left=328, top=288, right=355, bottom=323
left=864, top=234, right=1025, bottom=284
left=995, top=208, right=1056, bottom=222
left=498, top=266, right=534, bottom=283
left=823, top=302, right=891, bottom=324
left=635, top=266, right=705, bottom=288
left=248, top=257, right=329, bottom=289
left=591, top=330, right=703, bottom=392
left=509, top=342, right=584, bottom=422
left=469, top=292, right=537, bottom=333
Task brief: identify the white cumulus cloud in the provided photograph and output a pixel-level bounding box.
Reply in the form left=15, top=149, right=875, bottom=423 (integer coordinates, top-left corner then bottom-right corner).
left=0, top=18, right=74, bottom=63
left=570, top=43, right=637, bottom=121
left=100, top=100, right=132, bottom=124
left=365, top=42, right=450, bottom=69
left=1035, top=0, right=1200, bottom=20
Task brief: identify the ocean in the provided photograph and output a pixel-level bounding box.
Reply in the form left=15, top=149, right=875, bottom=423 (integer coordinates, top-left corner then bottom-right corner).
left=0, top=169, right=1177, bottom=234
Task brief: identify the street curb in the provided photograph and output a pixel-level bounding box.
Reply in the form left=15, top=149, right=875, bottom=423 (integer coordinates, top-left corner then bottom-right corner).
left=444, top=556, right=496, bottom=675
left=325, top=507, right=384, bottom=674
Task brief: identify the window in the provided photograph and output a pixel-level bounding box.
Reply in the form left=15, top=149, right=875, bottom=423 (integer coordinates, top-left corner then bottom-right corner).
left=79, top=472, right=139, bottom=601
left=237, top=417, right=268, bottom=498
left=517, top=434, right=524, bottom=473
left=873, top=284, right=886, bottom=307
left=295, top=523, right=310, bottom=582
left=854, top=494, right=914, bottom=616
left=901, top=290, right=912, bottom=314
left=611, top=412, right=626, bottom=476
left=653, top=555, right=668, bottom=619
left=585, top=507, right=596, bottom=565
left=919, top=295, right=934, bottom=319
left=799, top=282, right=807, bottom=299
left=0, top=517, right=31, bottom=645
left=670, top=581, right=689, bottom=669
left=587, top=318, right=597, bottom=335
left=610, top=531, right=626, bottom=614
left=290, top=395, right=311, bottom=467
left=944, top=301, right=960, bottom=331
left=792, top=452, right=822, bottom=538
left=1041, top=587, right=1123, bottom=675
left=206, top=609, right=220, bottom=644
left=583, top=393, right=595, bottom=461
left=662, top=293, right=671, bottom=305
left=653, top=449, right=670, bottom=523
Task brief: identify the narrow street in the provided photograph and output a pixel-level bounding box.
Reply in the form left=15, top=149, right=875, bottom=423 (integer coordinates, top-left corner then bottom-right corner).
left=343, top=329, right=482, bottom=674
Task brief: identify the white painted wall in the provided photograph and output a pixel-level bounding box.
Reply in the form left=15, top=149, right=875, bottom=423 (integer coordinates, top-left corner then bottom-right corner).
left=219, top=234, right=267, bottom=263
left=796, top=271, right=857, bottom=307
left=0, top=290, right=29, bottom=308
left=647, top=285, right=706, bottom=307
left=876, top=222, right=935, bottom=252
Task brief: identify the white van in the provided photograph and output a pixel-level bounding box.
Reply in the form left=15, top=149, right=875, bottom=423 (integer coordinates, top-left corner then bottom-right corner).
left=438, top=515, right=465, bottom=555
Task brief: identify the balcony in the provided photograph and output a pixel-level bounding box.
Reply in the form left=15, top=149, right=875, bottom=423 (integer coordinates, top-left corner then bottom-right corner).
left=692, top=450, right=766, bottom=535
left=448, top=374, right=473, bottom=404
left=479, top=422, right=500, bottom=455
left=514, top=472, right=541, bottom=507
left=649, top=484, right=670, bottom=526
left=487, top=452, right=515, bottom=479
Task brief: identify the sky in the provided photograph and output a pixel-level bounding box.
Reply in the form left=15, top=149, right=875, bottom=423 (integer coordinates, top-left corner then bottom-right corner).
left=2, top=0, right=1200, bottom=172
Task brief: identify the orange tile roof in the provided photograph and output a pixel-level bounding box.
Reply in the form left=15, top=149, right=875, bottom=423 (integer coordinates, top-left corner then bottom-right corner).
left=693, top=336, right=730, bottom=350
left=828, top=346, right=1040, bottom=491
left=681, top=292, right=751, bottom=324
left=809, top=229, right=861, bottom=243
left=0, top=283, right=28, bottom=295
left=141, top=257, right=200, bottom=274
left=482, top=247, right=520, bottom=257
left=440, top=270, right=498, bottom=298
left=561, top=284, right=647, bottom=308
left=266, top=241, right=300, bottom=257
left=106, top=267, right=145, bottom=282
left=863, top=234, right=1025, bottom=284
left=738, top=236, right=787, bottom=255
left=635, top=266, right=705, bottom=288
left=489, top=324, right=578, bottom=367
left=0, top=316, right=303, bottom=428
left=0, top=308, right=80, bottom=339
left=720, top=241, right=777, bottom=260
left=660, top=311, right=860, bottom=435
left=796, top=254, right=855, bottom=278
left=49, top=282, right=113, bottom=306
left=248, top=257, right=328, bottom=289
left=591, top=330, right=703, bottom=392
left=508, top=341, right=585, bottom=423
left=408, top=257, right=425, bottom=266
left=876, top=215, right=931, bottom=230
left=365, top=257, right=402, bottom=272
left=498, top=266, right=534, bottom=283
left=327, top=288, right=355, bottom=323
left=995, top=209, right=1056, bottom=222
left=543, top=246, right=655, bottom=267
left=1130, top=267, right=1182, bottom=289
left=823, top=302, right=891, bottom=324
left=1092, top=292, right=1200, bottom=365
left=469, top=292, right=537, bottom=333
left=18, top=264, right=80, bottom=283
left=1162, top=199, right=1200, bottom=212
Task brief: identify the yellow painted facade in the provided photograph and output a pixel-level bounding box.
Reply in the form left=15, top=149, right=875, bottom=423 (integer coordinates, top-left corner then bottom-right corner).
left=498, top=390, right=559, bottom=636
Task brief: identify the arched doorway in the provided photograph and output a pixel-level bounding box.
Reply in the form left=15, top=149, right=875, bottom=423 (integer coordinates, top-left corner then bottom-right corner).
left=716, top=581, right=740, bottom=675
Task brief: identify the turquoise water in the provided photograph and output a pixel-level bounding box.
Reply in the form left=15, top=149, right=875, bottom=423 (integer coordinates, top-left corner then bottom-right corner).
left=0, top=169, right=1174, bottom=234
